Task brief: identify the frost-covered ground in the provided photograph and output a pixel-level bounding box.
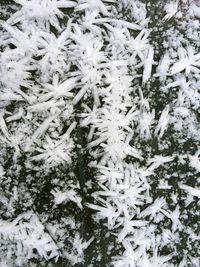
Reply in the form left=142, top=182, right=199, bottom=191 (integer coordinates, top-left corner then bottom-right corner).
left=0, top=0, right=200, bottom=266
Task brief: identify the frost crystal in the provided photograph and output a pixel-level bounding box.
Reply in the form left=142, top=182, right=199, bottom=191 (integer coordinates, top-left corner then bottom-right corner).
left=0, top=0, right=199, bottom=266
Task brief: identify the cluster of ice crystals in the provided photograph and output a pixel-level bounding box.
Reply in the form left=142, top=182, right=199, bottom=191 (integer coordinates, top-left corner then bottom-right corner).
left=0, top=0, right=199, bottom=266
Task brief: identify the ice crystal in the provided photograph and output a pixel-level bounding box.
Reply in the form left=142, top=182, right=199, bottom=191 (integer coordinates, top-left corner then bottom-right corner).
left=0, top=0, right=199, bottom=266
